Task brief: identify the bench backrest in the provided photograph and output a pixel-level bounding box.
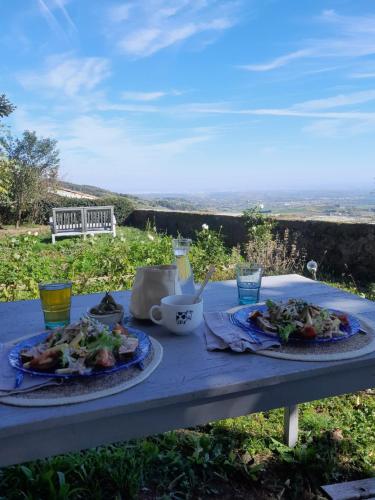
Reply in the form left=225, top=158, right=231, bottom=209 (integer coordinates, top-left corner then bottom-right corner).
left=52, top=206, right=114, bottom=233
left=85, top=206, right=113, bottom=231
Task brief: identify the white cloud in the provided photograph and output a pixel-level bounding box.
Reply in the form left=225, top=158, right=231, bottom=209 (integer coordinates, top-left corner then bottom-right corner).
left=110, top=0, right=238, bottom=57
left=108, top=3, right=132, bottom=23
left=303, top=119, right=344, bottom=138
left=239, top=50, right=311, bottom=72
left=18, top=55, right=111, bottom=97
left=37, top=0, right=77, bottom=35
left=350, top=72, right=375, bottom=79
left=12, top=111, right=212, bottom=189
left=152, top=134, right=210, bottom=154
left=292, top=89, right=375, bottom=111
left=119, top=19, right=233, bottom=57
left=121, top=90, right=181, bottom=101
left=122, top=91, right=166, bottom=101
left=239, top=10, right=375, bottom=72
left=52, top=0, right=77, bottom=31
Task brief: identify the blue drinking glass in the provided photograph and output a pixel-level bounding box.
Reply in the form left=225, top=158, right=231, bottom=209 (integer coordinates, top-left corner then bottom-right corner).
left=236, top=264, right=263, bottom=305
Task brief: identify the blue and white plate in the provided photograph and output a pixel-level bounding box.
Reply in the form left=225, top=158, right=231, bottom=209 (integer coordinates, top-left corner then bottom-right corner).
left=231, top=304, right=361, bottom=344
left=8, top=327, right=151, bottom=379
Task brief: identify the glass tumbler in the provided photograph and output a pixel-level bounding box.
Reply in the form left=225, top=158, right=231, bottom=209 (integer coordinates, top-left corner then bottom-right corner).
left=39, top=282, right=72, bottom=329
left=236, top=264, right=263, bottom=305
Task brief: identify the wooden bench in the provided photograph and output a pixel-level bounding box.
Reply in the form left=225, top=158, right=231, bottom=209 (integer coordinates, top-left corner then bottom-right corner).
left=49, top=206, right=116, bottom=244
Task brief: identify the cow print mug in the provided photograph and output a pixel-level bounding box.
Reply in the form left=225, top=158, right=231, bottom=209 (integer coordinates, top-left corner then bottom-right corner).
left=149, top=294, right=203, bottom=335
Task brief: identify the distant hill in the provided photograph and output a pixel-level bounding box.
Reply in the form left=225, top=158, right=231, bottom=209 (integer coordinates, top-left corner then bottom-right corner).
left=57, top=181, right=200, bottom=211
left=58, top=181, right=151, bottom=207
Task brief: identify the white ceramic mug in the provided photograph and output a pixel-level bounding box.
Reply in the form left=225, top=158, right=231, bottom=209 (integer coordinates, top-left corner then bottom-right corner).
left=149, top=294, right=203, bottom=335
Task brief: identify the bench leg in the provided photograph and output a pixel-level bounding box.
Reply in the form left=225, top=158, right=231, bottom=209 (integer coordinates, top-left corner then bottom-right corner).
left=283, top=405, right=299, bottom=447
left=52, top=234, right=56, bottom=244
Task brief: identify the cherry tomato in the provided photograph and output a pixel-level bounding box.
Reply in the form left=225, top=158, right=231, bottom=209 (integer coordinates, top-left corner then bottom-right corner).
left=338, top=314, right=349, bottom=326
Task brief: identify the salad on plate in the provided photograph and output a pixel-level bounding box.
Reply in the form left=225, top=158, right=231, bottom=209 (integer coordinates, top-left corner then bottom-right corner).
left=19, top=317, right=139, bottom=375
left=248, top=299, right=353, bottom=342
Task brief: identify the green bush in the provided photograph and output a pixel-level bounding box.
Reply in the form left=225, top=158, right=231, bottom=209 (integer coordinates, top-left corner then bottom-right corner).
left=0, top=195, right=134, bottom=226
left=243, top=207, right=306, bottom=275
left=0, top=226, right=240, bottom=301
left=0, top=226, right=374, bottom=499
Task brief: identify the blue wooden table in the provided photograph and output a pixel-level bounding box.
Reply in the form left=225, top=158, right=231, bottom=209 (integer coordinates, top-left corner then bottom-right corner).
left=0, top=274, right=374, bottom=467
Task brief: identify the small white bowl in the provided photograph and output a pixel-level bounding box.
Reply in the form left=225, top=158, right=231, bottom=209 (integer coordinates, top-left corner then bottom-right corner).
left=87, top=305, right=124, bottom=327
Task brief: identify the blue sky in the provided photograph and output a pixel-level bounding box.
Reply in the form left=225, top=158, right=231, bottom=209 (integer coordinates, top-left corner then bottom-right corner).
left=1, top=0, right=375, bottom=193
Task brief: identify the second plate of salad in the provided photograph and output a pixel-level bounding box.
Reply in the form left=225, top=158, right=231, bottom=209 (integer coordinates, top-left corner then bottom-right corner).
left=232, top=299, right=361, bottom=343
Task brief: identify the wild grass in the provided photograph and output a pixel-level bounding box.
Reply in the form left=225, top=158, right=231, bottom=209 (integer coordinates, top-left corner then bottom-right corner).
left=1, top=393, right=374, bottom=499
left=0, top=225, right=374, bottom=499
left=0, top=226, right=241, bottom=302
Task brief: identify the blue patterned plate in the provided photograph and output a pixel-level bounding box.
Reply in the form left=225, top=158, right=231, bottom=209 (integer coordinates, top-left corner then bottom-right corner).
left=8, top=327, right=151, bottom=379
left=231, top=304, right=361, bottom=344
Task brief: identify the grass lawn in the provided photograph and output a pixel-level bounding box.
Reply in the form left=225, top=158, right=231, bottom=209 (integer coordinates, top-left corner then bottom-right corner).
left=0, top=226, right=374, bottom=499
left=1, top=392, right=374, bottom=499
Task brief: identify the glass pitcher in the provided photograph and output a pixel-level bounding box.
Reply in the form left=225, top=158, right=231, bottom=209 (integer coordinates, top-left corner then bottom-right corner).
left=172, top=238, right=196, bottom=294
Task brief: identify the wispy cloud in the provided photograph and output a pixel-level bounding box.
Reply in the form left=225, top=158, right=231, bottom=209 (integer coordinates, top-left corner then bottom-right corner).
left=18, top=54, right=111, bottom=97
left=292, top=89, right=375, bottom=111
left=108, top=0, right=239, bottom=57
left=239, top=9, right=375, bottom=72
left=122, top=91, right=166, bottom=101
left=52, top=0, right=77, bottom=31
left=108, top=3, right=133, bottom=23
left=13, top=111, right=212, bottom=189
left=121, top=90, right=181, bottom=101
left=239, top=50, right=311, bottom=72
left=36, top=0, right=77, bottom=35
left=350, top=72, right=375, bottom=79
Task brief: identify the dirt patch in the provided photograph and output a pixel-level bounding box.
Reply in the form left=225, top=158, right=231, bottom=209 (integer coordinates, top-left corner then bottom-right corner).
left=0, top=225, right=49, bottom=238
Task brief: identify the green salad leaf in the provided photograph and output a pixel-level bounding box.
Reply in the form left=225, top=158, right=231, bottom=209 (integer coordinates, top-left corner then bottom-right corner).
left=86, top=332, right=122, bottom=352
left=278, top=324, right=295, bottom=342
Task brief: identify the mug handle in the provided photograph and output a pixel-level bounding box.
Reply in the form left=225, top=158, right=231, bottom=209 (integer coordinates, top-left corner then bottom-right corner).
left=149, top=305, right=163, bottom=325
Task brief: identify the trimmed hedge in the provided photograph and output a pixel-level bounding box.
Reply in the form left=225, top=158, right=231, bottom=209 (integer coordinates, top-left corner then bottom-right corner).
left=0, top=195, right=134, bottom=226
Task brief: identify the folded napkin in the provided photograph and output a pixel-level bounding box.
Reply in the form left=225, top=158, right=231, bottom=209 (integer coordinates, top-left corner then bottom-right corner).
left=0, top=343, right=61, bottom=397
left=204, top=312, right=280, bottom=352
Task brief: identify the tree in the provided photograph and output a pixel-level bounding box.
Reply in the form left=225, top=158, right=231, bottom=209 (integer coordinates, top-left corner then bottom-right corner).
left=0, top=131, right=60, bottom=227
left=0, top=94, right=15, bottom=118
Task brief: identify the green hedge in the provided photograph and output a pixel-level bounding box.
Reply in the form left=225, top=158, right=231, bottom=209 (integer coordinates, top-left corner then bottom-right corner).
left=0, top=195, right=134, bottom=226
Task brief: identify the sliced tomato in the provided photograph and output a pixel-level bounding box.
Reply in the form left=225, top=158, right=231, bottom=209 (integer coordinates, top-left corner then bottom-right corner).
left=95, top=349, right=116, bottom=368
left=302, top=326, right=317, bottom=338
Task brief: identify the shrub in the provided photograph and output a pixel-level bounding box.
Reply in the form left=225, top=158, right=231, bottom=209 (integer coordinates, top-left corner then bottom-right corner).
left=245, top=228, right=306, bottom=276
left=0, top=195, right=134, bottom=226
left=190, top=226, right=242, bottom=281
left=0, top=226, right=241, bottom=301
left=243, top=207, right=306, bottom=275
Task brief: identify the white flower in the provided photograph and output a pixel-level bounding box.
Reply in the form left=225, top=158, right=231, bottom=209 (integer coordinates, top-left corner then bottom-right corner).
left=202, top=224, right=209, bottom=230
left=147, top=233, right=155, bottom=241
left=33, top=231, right=39, bottom=236
left=27, top=231, right=32, bottom=235
left=120, top=236, right=126, bottom=242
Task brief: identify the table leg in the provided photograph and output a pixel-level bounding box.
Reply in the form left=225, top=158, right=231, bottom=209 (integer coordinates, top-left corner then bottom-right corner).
left=284, top=405, right=299, bottom=447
